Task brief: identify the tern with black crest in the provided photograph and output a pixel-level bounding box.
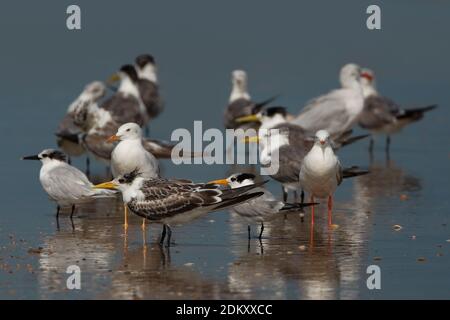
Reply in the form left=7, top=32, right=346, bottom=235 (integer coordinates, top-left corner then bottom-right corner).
left=94, top=170, right=265, bottom=246
left=209, top=173, right=316, bottom=240
left=134, top=54, right=164, bottom=121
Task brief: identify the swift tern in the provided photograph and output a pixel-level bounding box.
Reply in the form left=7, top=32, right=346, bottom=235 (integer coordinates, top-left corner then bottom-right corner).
left=135, top=54, right=164, bottom=120
left=94, top=169, right=265, bottom=246
left=224, top=70, right=278, bottom=129
left=209, top=173, right=316, bottom=240
left=103, top=65, right=148, bottom=127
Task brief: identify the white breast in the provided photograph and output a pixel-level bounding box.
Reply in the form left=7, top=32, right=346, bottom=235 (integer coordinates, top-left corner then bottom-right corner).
left=300, top=145, right=339, bottom=199
left=111, top=140, right=159, bottom=178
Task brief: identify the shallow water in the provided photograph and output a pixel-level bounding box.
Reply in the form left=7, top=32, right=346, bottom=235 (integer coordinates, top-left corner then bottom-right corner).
left=0, top=1, right=449, bottom=299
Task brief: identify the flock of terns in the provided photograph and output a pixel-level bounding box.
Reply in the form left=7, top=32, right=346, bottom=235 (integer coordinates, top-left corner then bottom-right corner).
left=21, top=54, right=436, bottom=247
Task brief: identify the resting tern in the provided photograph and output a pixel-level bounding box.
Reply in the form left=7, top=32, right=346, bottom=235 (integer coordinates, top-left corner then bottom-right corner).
left=21, top=149, right=115, bottom=219
left=134, top=54, right=164, bottom=120
left=224, top=70, right=278, bottom=129
left=103, top=65, right=148, bottom=127
left=209, top=173, right=316, bottom=240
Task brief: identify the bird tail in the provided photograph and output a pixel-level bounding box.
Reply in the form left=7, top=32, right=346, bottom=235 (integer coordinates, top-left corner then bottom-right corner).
left=143, top=139, right=204, bottom=159
left=336, top=130, right=370, bottom=148
left=396, top=104, right=437, bottom=121
left=55, top=131, right=80, bottom=144
left=252, top=94, right=280, bottom=113
left=91, top=188, right=118, bottom=198
left=213, top=192, right=265, bottom=211
left=280, top=202, right=318, bottom=211
left=343, top=166, right=370, bottom=179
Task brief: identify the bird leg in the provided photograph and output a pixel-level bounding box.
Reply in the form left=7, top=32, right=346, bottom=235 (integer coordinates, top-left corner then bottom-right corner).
left=369, top=136, right=374, bottom=154
left=310, top=195, right=315, bottom=226
left=282, top=187, right=288, bottom=202
left=123, top=204, right=128, bottom=229
left=327, top=195, right=333, bottom=226
left=85, top=157, right=90, bottom=178
left=70, top=205, right=76, bottom=219
left=300, top=190, right=305, bottom=204
left=385, top=135, right=391, bottom=161
left=160, top=224, right=166, bottom=245
left=141, top=218, right=146, bottom=231
left=259, top=222, right=264, bottom=240
left=56, top=206, right=61, bottom=231
left=166, top=225, right=172, bottom=247
left=247, top=225, right=251, bottom=240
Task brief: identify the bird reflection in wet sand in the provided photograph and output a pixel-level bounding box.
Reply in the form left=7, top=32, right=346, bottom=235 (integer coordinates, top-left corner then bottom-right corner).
left=104, top=244, right=240, bottom=299
left=227, top=211, right=368, bottom=299
left=353, top=159, right=421, bottom=202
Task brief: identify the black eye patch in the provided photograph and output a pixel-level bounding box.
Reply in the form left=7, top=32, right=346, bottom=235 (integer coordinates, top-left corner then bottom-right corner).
left=236, top=173, right=255, bottom=183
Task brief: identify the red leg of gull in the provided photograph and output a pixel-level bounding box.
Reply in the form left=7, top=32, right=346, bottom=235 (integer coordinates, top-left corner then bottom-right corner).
left=310, top=195, right=315, bottom=226
left=328, top=195, right=333, bottom=226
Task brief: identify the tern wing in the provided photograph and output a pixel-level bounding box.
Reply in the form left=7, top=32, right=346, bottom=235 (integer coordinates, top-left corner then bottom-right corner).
left=269, top=123, right=313, bottom=184
left=336, top=160, right=343, bottom=186
left=42, top=164, right=94, bottom=201
left=128, top=179, right=223, bottom=220
left=100, top=93, right=144, bottom=126
left=137, top=79, right=163, bottom=118
left=82, top=120, right=118, bottom=161
left=128, top=179, right=264, bottom=220
left=359, top=95, right=398, bottom=130
left=293, top=90, right=352, bottom=136
left=224, top=98, right=253, bottom=129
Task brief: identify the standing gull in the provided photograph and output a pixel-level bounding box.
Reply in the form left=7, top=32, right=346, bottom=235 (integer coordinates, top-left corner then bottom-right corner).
left=94, top=169, right=265, bottom=246
left=299, top=130, right=367, bottom=227
left=21, top=149, right=115, bottom=220
left=224, top=70, right=278, bottom=129
left=134, top=54, right=164, bottom=121
left=358, top=68, right=437, bottom=154
left=103, top=65, right=148, bottom=127
left=209, top=173, right=316, bottom=240
left=55, top=81, right=106, bottom=164
left=108, top=122, right=160, bottom=228
left=291, top=63, right=365, bottom=138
